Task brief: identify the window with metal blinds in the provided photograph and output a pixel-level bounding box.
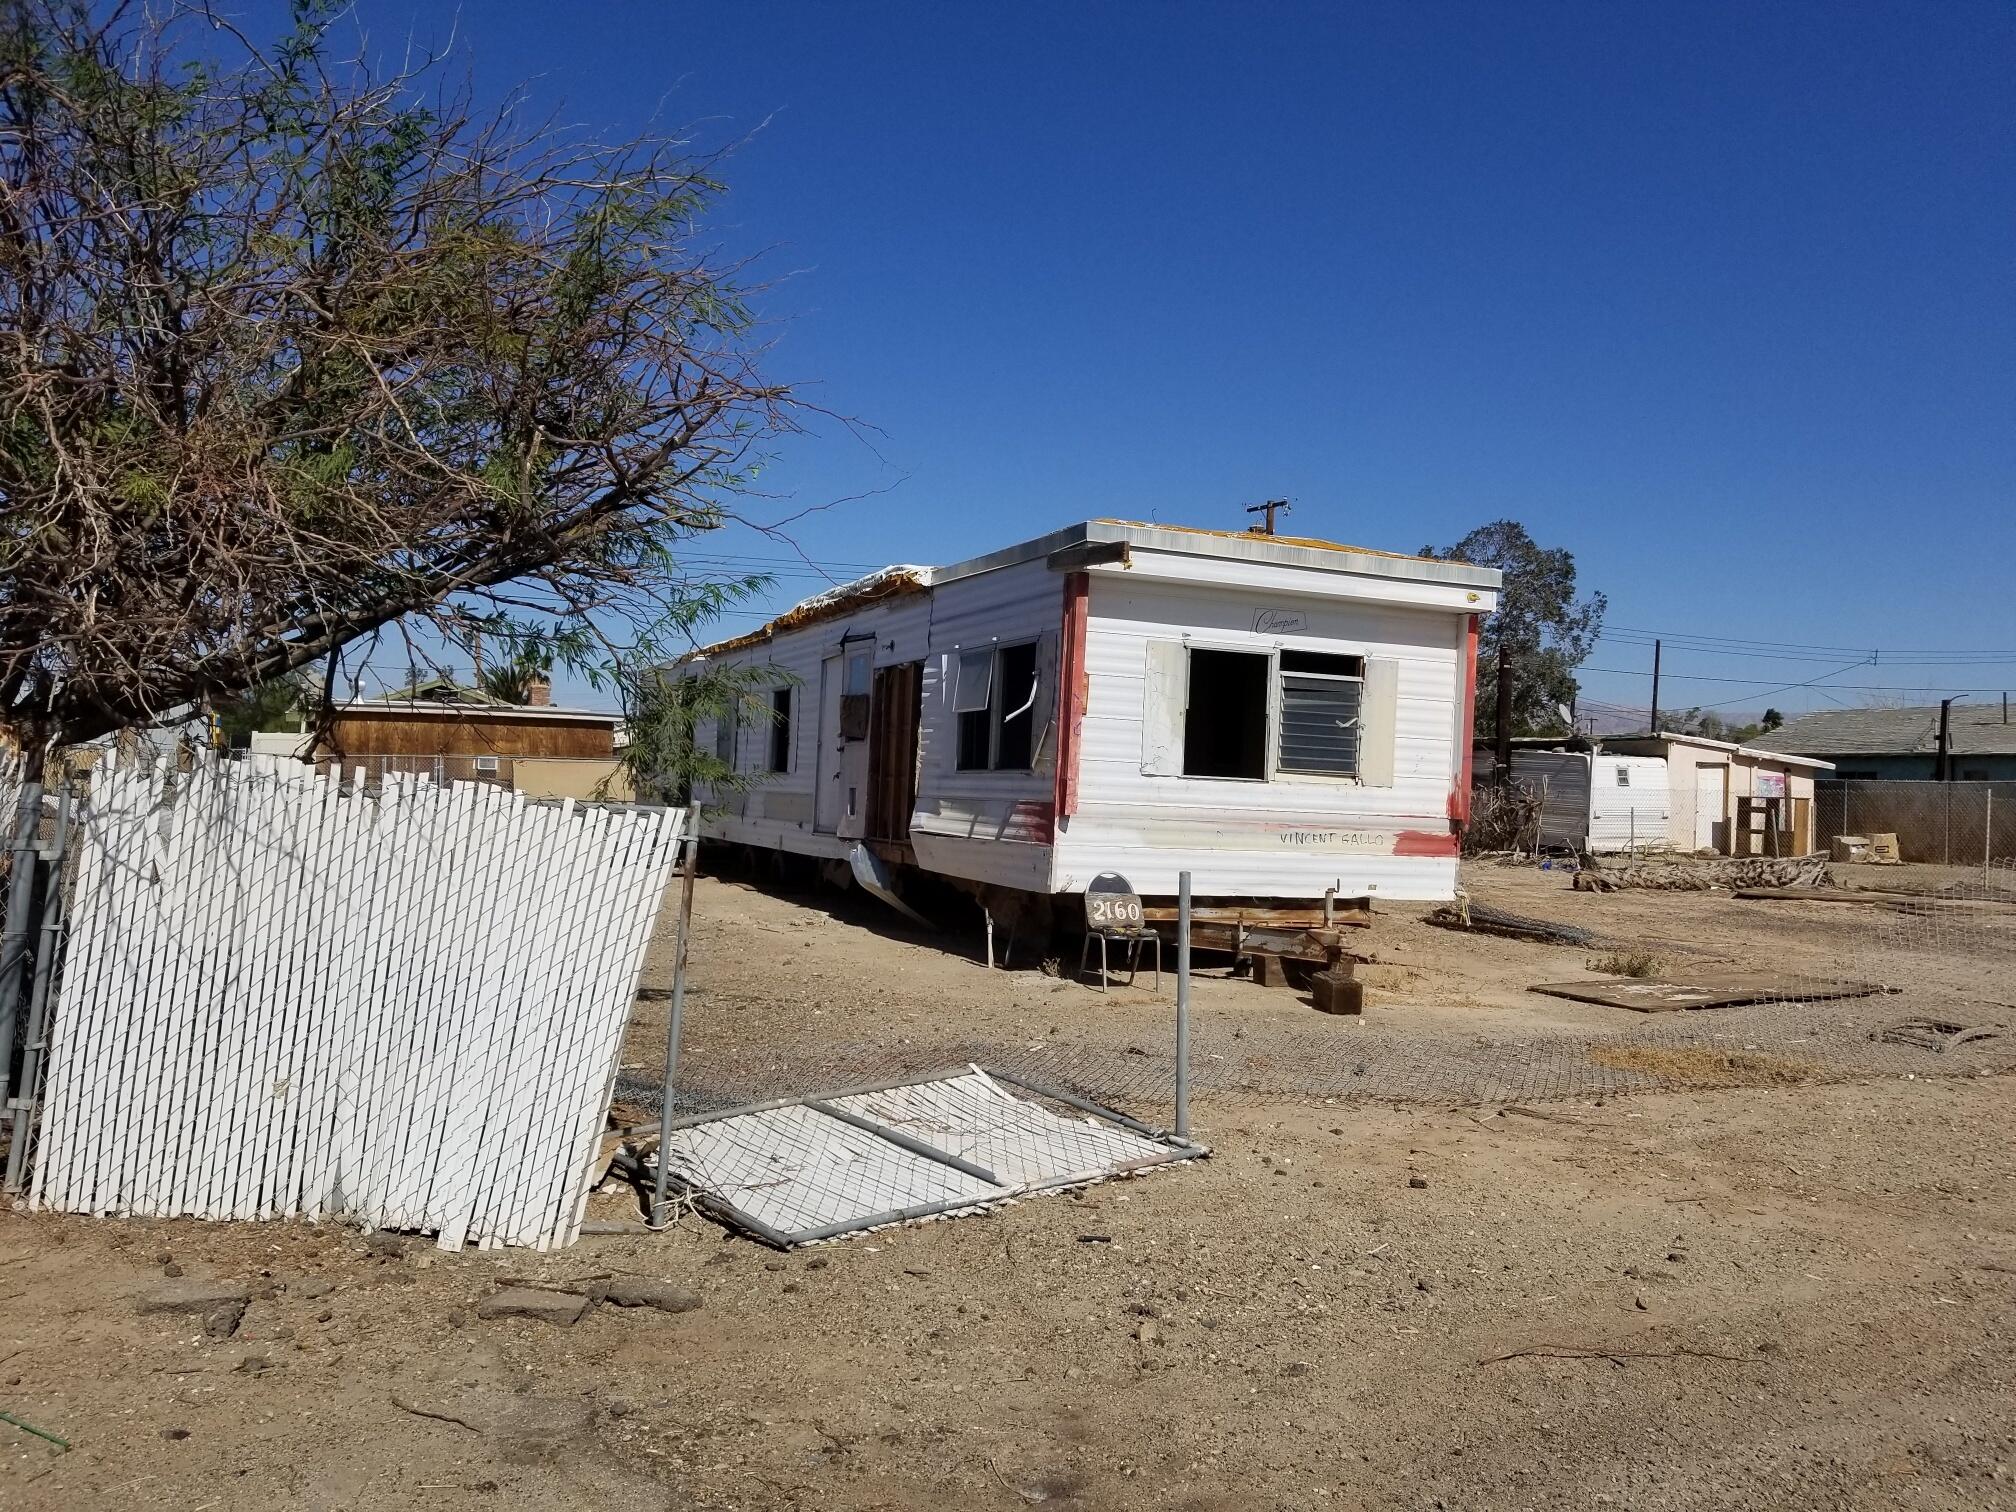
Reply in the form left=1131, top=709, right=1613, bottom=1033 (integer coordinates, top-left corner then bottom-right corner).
left=1276, top=650, right=1363, bottom=777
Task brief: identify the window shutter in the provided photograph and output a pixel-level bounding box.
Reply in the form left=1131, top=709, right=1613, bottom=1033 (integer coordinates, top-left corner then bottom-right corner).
left=1357, top=659, right=1400, bottom=787
left=1141, top=641, right=1186, bottom=776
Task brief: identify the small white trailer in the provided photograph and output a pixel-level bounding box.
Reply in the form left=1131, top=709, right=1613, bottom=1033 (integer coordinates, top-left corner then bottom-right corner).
left=681, top=520, right=1499, bottom=940
left=1512, top=750, right=1673, bottom=854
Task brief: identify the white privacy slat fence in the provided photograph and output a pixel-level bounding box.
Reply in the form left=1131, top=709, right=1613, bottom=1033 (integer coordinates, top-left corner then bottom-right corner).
left=30, top=760, right=685, bottom=1250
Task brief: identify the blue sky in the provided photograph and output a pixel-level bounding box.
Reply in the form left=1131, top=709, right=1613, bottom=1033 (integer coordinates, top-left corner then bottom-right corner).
left=307, top=1, right=2013, bottom=719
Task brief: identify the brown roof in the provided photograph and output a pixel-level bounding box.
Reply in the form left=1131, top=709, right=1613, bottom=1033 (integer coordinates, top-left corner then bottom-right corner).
left=687, top=567, right=930, bottom=660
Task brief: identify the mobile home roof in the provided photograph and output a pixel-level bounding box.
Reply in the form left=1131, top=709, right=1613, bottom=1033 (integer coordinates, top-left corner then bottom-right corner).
left=686, top=518, right=1501, bottom=660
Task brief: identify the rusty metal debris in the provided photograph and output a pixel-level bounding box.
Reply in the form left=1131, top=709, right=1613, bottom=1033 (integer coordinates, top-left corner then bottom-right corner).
left=1426, top=901, right=1595, bottom=948
left=1532, top=974, right=1888, bottom=1013
left=1868, top=1018, right=2005, bottom=1054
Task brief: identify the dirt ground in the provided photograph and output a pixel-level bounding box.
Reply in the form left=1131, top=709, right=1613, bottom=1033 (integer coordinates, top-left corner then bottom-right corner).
left=3, top=862, right=2013, bottom=1510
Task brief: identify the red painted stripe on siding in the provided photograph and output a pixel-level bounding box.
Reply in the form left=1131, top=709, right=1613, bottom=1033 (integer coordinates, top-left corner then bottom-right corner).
left=1395, top=829, right=1461, bottom=857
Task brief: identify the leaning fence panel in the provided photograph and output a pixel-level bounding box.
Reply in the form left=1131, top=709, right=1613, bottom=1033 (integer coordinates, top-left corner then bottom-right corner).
left=29, top=761, right=685, bottom=1250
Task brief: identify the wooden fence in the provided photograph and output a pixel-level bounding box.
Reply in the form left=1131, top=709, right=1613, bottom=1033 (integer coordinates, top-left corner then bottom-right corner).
left=29, top=761, right=685, bottom=1250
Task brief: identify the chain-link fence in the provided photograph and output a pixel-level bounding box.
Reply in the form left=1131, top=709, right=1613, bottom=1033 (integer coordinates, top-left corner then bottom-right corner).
left=1816, top=778, right=2016, bottom=868
left=625, top=839, right=2016, bottom=1127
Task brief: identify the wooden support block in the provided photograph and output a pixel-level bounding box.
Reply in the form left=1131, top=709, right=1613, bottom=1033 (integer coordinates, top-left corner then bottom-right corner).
left=1250, top=953, right=1291, bottom=989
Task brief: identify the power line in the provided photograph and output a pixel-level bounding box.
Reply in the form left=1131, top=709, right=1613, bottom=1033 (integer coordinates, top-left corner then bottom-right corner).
left=1599, top=627, right=2016, bottom=665
left=1580, top=664, right=2012, bottom=694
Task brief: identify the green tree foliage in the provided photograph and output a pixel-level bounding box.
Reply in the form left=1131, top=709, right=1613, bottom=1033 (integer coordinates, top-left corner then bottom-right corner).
left=1422, top=521, right=1606, bottom=739
left=0, top=1, right=791, bottom=772
left=476, top=649, right=555, bottom=706
left=213, top=672, right=312, bottom=749
left=606, top=579, right=792, bottom=805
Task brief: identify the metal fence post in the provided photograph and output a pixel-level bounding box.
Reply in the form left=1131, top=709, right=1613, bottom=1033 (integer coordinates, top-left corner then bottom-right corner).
left=5, top=785, right=69, bottom=1193
left=1175, top=869, right=1191, bottom=1140
left=651, top=808, right=702, bottom=1228
left=0, top=773, right=46, bottom=1109
left=1987, top=789, right=1995, bottom=890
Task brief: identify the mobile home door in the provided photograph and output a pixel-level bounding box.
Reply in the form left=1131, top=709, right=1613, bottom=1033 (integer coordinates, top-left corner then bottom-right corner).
left=814, top=645, right=873, bottom=838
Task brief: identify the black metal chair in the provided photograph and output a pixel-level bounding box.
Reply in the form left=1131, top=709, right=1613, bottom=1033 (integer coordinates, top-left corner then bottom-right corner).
left=1077, top=872, right=1161, bottom=992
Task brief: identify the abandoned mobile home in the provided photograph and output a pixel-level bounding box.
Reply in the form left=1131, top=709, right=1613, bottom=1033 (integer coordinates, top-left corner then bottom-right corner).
left=681, top=521, right=1500, bottom=953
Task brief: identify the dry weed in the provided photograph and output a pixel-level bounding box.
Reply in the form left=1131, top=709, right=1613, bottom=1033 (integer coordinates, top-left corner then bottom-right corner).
left=1587, top=1045, right=1818, bottom=1087
left=1589, top=950, right=1663, bottom=978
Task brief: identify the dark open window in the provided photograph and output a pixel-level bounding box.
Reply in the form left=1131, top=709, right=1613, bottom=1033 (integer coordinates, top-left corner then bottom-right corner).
left=993, top=642, right=1039, bottom=770
left=1183, top=649, right=1269, bottom=779
left=768, top=687, right=791, bottom=773
left=955, top=641, right=1041, bottom=771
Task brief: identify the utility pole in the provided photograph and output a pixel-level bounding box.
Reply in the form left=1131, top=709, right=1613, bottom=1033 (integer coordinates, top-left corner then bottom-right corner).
left=1244, top=499, right=1290, bottom=536
left=1648, top=639, right=1662, bottom=735
left=1494, top=643, right=1514, bottom=783
left=1937, top=695, right=1964, bottom=781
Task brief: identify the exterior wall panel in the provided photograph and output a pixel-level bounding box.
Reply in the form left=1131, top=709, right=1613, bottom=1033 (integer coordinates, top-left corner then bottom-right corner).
left=1053, top=571, right=1468, bottom=898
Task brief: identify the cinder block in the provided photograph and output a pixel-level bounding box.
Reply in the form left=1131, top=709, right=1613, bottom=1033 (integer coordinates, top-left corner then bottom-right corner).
left=1311, top=971, right=1364, bottom=1016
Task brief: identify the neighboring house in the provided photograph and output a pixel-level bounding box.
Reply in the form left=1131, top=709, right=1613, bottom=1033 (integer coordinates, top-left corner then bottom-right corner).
left=321, top=677, right=625, bottom=794
left=1476, top=732, right=1829, bottom=854
left=1751, top=705, right=2016, bottom=782
left=1602, top=732, right=1833, bottom=854
left=681, top=518, right=1500, bottom=910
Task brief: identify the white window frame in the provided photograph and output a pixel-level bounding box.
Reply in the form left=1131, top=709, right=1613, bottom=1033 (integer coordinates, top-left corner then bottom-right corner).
left=954, top=640, right=1042, bottom=773
left=1177, top=643, right=1367, bottom=785
left=953, top=648, right=994, bottom=715
left=1273, top=651, right=1365, bottom=781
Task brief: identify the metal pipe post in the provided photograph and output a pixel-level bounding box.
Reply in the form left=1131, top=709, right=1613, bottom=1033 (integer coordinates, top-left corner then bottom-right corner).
left=650, top=811, right=702, bottom=1229
left=0, top=775, right=46, bottom=1106
left=1175, top=869, right=1191, bottom=1139
left=6, top=787, right=69, bottom=1193
left=1493, top=647, right=1513, bottom=783
left=1987, top=789, right=1995, bottom=891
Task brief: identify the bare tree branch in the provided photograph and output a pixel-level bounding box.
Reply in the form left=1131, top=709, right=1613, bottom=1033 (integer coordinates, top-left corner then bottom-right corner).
left=0, top=0, right=797, bottom=750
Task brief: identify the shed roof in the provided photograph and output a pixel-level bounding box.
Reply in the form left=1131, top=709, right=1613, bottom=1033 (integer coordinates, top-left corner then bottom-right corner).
left=1748, top=705, right=2016, bottom=759
left=1607, top=731, right=1836, bottom=771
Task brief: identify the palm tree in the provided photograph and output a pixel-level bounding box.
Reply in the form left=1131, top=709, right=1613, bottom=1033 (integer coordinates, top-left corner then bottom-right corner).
left=477, top=653, right=552, bottom=705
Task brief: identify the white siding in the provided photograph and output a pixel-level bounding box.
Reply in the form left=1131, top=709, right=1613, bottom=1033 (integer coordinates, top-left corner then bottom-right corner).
left=1586, top=755, right=1671, bottom=853
left=694, top=590, right=931, bottom=860
left=686, top=532, right=1488, bottom=905
left=1052, top=572, right=1466, bottom=899
left=693, top=567, right=1065, bottom=892
left=910, top=558, right=1063, bottom=891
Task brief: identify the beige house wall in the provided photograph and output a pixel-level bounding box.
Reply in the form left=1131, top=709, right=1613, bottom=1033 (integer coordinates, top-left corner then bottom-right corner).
left=1606, top=739, right=1822, bottom=855
left=510, top=758, right=635, bottom=802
